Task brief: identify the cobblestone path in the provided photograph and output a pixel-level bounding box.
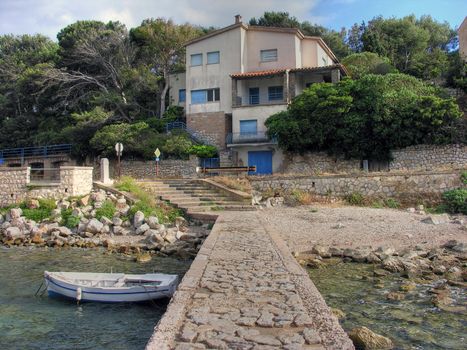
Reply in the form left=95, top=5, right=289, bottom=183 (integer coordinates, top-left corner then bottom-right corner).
left=148, top=212, right=353, bottom=350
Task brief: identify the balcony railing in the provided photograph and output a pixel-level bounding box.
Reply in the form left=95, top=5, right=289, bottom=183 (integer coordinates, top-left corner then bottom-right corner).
left=226, top=132, right=277, bottom=145
left=233, top=96, right=286, bottom=108
left=0, top=144, right=72, bottom=160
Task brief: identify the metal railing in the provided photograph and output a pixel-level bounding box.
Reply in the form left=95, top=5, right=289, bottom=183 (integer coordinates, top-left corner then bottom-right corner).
left=199, top=157, right=220, bottom=168
left=0, top=144, right=72, bottom=160
left=226, top=132, right=277, bottom=145
left=30, top=168, right=61, bottom=182
left=233, top=97, right=286, bottom=107
left=165, top=121, right=214, bottom=146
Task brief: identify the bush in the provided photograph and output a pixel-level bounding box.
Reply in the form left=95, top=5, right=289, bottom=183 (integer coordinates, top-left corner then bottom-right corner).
left=291, top=190, right=314, bottom=205
left=95, top=200, right=116, bottom=220
left=384, top=198, right=400, bottom=209
left=441, top=189, right=467, bottom=214
left=345, top=192, right=365, bottom=206
left=20, top=198, right=57, bottom=222
left=461, top=171, right=467, bottom=185
left=189, top=145, right=218, bottom=158
left=60, top=208, right=80, bottom=228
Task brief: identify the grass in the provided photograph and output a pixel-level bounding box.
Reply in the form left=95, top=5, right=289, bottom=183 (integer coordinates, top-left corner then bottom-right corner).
left=60, top=208, right=81, bottom=228
left=291, top=189, right=314, bottom=205
left=115, top=176, right=183, bottom=224
left=19, top=198, right=57, bottom=222
left=95, top=200, right=116, bottom=220
left=345, top=192, right=365, bottom=206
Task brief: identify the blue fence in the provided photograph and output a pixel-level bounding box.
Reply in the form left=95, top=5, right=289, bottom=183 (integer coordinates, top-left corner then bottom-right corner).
left=0, top=144, right=72, bottom=162
left=199, top=158, right=220, bottom=168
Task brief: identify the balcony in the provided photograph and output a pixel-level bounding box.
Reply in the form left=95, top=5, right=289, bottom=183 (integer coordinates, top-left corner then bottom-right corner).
left=226, top=132, right=277, bottom=145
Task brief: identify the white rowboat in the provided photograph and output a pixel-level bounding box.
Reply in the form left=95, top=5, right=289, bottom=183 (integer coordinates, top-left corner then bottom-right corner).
left=44, top=271, right=178, bottom=303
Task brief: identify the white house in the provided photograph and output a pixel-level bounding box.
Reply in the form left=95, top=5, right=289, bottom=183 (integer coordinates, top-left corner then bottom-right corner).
left=169, top=15, right=347, bottom=174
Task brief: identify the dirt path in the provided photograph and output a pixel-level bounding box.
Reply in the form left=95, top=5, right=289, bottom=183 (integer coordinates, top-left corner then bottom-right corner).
left=258, top=205, right=466, bottom=253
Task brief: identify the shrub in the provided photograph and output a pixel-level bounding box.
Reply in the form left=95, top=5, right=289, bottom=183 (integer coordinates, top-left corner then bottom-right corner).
left=291, top=190, right=314, bottom=205
left=345, top=192, right=365, bottom=206
left=60, top=208, right=80, bottom=228
left=95, top=200, right=116, bottom=220
left=189, top=145, right=218, bottom=158
left=461, top=171, right=467, bottom=185
left=441, top=189, right=467, bottom=214
left=384, top=198, right=400, bottom=209
left=22, top=208, right=51, bottom=222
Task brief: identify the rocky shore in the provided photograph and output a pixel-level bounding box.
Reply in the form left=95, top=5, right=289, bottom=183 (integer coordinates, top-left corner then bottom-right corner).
left=0, top=189, right=210, bottom=260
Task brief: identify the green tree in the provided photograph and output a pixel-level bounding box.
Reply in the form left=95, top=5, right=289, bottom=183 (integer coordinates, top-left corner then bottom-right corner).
left=130, top=18, right=202, bottom=117
left=266, top=74, right=463, bottom=161
left=342, top=52, right=397, bottom=79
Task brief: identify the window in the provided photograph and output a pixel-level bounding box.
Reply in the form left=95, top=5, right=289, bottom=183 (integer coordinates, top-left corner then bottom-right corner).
left=190, top=88, right=220, bottom=104
left=207, top=51, right=220, bottom=64
left=190, top=53, right=202, bottom=66
left=260, top=49, right=277, bottom=62
left=249, top=88, right=259, bottom=105
left=268, top=86, right=283, bottom=101
left=179, top=89, right=186, bottom=102
left=240, top=120, right=257, bottom=135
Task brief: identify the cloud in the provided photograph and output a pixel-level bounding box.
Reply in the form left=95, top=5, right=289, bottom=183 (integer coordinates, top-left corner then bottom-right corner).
left=0, top=0, right=321, bottom=39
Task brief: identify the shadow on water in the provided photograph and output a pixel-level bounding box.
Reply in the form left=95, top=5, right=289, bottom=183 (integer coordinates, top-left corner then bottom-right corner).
left=0, top=246, right=191, bottom=350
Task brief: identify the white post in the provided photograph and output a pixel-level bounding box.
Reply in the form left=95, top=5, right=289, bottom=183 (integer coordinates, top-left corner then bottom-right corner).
left=100, top=158, right=111, bottom=184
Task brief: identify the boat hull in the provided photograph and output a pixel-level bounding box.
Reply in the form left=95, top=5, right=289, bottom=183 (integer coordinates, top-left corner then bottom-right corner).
left=44, top=272, right=178, bottom=303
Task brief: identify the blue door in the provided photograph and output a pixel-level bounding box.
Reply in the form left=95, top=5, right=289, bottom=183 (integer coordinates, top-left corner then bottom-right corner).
left=248, top=151, right=272, bottom=175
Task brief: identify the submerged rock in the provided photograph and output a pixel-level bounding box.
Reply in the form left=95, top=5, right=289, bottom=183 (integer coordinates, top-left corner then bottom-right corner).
left=136, top=252, right=152, bottom=263
left=348, top=326, right=393, bottom=350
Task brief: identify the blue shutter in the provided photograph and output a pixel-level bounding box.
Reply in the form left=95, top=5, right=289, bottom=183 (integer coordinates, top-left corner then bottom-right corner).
left=240, top=120, right=257, bottom=135
left=207, top=51, right=220, bottom=64
left=191, top=90, right=207, bottom=104
left=179, top=89, right=186, bottom=102
left=249, top=88, right=259, bottom=105
left=268, top=86, right=283, bottom=101
left=190, top=54, right=202, bottom=66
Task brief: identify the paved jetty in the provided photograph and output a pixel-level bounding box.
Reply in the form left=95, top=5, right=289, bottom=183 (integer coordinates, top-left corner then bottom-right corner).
left=147, top=212, right=354, bottom=350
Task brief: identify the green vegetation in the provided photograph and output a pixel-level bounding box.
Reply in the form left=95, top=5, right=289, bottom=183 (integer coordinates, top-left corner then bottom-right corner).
left=342, top=52, right=397, bottom=79
left=345, top=192, right=365, bottom=206
left=441, top=189, right=467, bottom=214
left=461, top=171, right=467, bottom=185
left=188, top=145, right=218, bottom=158
left=20, top=198, right=57, bottom=222
left=60, top=208, right=81, bottom=228
left=371, top=198, right=400, bottom=209
left=94, top=200, right=116, bottom=220
left=115, top=176, right=183, bottom=223
left=266, top=74, right=463, bottom=161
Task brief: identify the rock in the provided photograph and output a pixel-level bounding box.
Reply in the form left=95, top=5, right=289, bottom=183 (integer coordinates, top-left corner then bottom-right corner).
left=422, top=214, right=450, bottom=225
left=350, top=249, right=371, bottom=263
left=367, top=252, right=382, bottom=264
left=332, top=223, right=345, bottom=229
left=399, top=282, right=417, bottom=292
left=348, top=326, right=393, bottom=350
left=451, top=242, right=467, bottom=253
left=331, top=308, right=346, bottom=319
left=91, top=191, right=106, bottom=203
left=164, top=229, right=177, bottom=244
left=100, top=216, right=112, bottom=226
left=26, top=198, right=40, bottom=209
left=136, top=253, right=152, bottom=263
left=407, top=207, right=416, bottom=213
left=8, top=208, right=22, bottom=220
left=50, top=209, right=61, bottom=218
left=57, top=226, right=72, bottom=237
left=175, top=216, right=187, bottom=229
left=386, top=292, right=405, bottom=301
left=375, top=246, right=395, bottom=256
left=135, top=223, right=150, bottom=235
left=382, top=256, right=404, bottom=273
left=329, top=247, right=343, bottom=257
left=71, top=208, right=83, bottom=217
left=5, top=227, right=24, bottom=240
left=432, top=264, right=447, bottom=275
left=112, top=217, right=123, bottom=226
left=58, top=200, right=70, bottom=210
left=101, top=225, right=110, bottom=235
left=312, top=245, right=331, bottom=258
left=102, top=238, right=115, bottom=248
left=133, top=211, right=145, bottom=228
left=79, top=194, right=90, bottom=206
left=86, top=219, right=104, bottom=234
left=31, top=232, right=44, bottom=244
left=306, top=258, right=327, bottom=269
left=145, top=230, right=164, bottom=243
left=146, top=216, right=159, bottom=229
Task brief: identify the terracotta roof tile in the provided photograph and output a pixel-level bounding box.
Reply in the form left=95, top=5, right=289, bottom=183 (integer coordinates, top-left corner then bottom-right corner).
left=230, top=64, right=348, bottom=79
left=230, top=69, right=286, bottom=79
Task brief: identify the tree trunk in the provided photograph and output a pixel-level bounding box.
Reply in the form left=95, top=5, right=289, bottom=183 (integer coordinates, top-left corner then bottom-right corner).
left=160, top=69, right=169, bottom=118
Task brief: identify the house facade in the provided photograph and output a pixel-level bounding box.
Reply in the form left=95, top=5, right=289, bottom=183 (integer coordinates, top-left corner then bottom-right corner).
left=459, top=16, right=467, bottom=60
left=169, top=15, right=347, bottom=174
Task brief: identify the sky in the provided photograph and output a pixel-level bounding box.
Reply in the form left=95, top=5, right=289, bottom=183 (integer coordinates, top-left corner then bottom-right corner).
left=0, top=0, right=466, bottom=40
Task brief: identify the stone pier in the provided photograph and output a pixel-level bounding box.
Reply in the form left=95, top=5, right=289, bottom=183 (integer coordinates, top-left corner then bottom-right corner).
left=147, top=212, right=353, bottom=350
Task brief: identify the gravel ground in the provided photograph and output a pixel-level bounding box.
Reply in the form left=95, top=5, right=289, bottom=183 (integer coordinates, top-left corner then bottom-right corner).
left=259, top=205, right=467, bottom=253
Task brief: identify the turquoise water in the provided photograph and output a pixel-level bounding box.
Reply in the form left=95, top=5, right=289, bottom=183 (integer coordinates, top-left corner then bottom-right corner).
left=308, top=261, right=467, bottom=350
left=0, top=247, right=191, bottom=350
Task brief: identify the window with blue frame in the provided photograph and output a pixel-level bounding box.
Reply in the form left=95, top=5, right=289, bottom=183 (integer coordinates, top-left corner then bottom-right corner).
left=249, top=87, right=259, bottom=105
left=179, top=89, right=186, bottom=102
left=240, top=120, right=257, bottom=135
left=268, top=86, right=283, bottom=101
left=190, top=53, right=202, bottom=66
left=260, top=49, right=277, bottom=62
left=190, top=88, right=220, bottom=104
left=207, top=51, right=220, bottom=64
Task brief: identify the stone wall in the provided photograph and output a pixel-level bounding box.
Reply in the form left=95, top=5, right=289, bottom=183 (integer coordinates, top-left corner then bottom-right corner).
left=93, top=157, right=198, bottom=180
left=186, top=111, right=231, bottom=149
left=390, top=144, right=467, bottom=171
left=278, top=144, right=467, bottom=175
left=0, top=166, right=93, bottom=207
left=250, top=170, right=464, bottom=200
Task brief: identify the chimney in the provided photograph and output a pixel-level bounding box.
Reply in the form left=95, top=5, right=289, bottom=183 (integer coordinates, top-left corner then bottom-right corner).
left=235, top=14, right=242, bottom=24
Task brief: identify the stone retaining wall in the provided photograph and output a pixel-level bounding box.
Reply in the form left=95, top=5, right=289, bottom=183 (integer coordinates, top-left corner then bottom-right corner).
left=279, top=144, right=467, bottom=175
left=93, top=157, right=198, bottom=180
left=0, top=166, right=93, bottom=207
left=251, top=170, right=464, bottom=200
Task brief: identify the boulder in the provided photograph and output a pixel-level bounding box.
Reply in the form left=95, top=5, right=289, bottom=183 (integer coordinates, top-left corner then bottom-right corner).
left=422, top=214, right=450, bottom=225
left=312, top=245, right=331, bottom=258
left=91, top=191, right=106, bottom=203
left=348, top=326, right=393, bottom=350
left=71, top=208, right=83, bottom=217
left=146, top=216, right=159, bottom=229
left=386, top=291, right=405, bottom=301
left=100, top=216, right=112, bottom=226
left=0, top=214, right=3, bottom=225
left=136, top=253, right=152, bottom=263
left=50, top=209, right=61, bottom=218
left=31, top=232, right=44, bottom=244
left=176, top=230, right=196, bottom=241
left=175, top=216, right=187, bottom=229
left=101, top=225, right=111, bottom=235
left=79, top=194, right=90, bottom=206
left=382, top=256, right=404, bottom=273
left=375, top=246, right=395, bottom=256
left=58, top=200, right=70, bottom=210
left=102, top=238, right=115, bottom=248
left=5, top=227, right=24, bottom=240
left=112, top=226, right=124, bottom=235
left=145, top=230, right=164, bottom=243
left=112, top=217, right=123, bottom=226
left=26, top=198, right=40, bottom=209
left=135, top=223, right=150, bottom=235
left=8, top=208, right=22, bottom=220
left=86, top=219, right=104, bottom=234
left=57, top=226, right=72, bottom=237
left=164, top=229, right=177, bottom=244
left=329, top=247, right=343, bottom=257
left=133, top=211, right=145, bottom=228
left=451, top=242, right=467, bottom=253
left=350, top=249, right=371, bottom=263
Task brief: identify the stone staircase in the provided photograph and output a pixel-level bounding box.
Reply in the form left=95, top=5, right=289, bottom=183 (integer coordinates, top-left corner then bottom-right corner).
left=139, top=179, right=254, bottom=215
